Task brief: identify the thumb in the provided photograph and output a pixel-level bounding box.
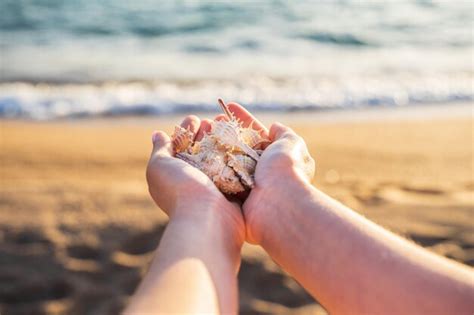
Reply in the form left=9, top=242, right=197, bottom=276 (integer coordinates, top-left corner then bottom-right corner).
left=269, top=122, right=294, bottom=141
left=151, top=130, right=172, bottom=157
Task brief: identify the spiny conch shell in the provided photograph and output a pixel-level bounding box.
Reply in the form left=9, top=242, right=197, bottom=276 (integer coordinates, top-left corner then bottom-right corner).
left=178, top=150, right=244, bottom=194
left=197, top=150, right=227, bottom=179
left=214, top=100, right=261, bottom=161
left=171, top=99, right=267, bottom=194
left=240, top=125, right=270, bottom=149
left=212, top=120, right=260, bottom=161
left=193, top=133, right=217, bottom=154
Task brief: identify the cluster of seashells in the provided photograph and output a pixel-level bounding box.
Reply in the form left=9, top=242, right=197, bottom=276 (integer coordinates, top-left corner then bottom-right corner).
left=171, top=99, right=269, bottom=194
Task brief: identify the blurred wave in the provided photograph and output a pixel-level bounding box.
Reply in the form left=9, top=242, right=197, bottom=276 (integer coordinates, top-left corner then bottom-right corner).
left=1, top=74, right=471, bottom=119
left=0, top=0, right=472, bottom=119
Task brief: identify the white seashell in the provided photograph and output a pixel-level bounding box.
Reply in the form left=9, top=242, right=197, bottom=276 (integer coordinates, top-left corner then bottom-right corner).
left=192, top=134, right=216, bottom=154
left=240, top=126, right=270, bottom=149
left=175, top=152, right=201, bottom=168
left=171, top=99, right=268, bottom=194
left=212, top=120, right=260, bottom=161
left=227, top=154, right=256, bottom=188
left=213, top=165, right=245, bottom=194
left=199, top=150, right=227, bottom=179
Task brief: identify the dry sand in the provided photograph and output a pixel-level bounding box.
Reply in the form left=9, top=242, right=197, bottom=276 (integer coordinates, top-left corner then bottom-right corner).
left=1, top=108, right=473, bottom=315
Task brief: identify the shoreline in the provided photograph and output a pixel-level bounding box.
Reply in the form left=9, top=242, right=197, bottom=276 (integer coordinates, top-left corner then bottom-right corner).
left=1, top=101, right=471, bottom=126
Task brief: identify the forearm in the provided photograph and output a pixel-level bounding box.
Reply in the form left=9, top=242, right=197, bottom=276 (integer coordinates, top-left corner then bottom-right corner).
left=125, top=203, right=243, bottom=315
left=258, top=182, right=474, bottom=314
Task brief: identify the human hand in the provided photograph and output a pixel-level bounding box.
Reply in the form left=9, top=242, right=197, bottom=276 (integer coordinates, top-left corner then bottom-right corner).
left=146, top=115, right=245, bottom=246
left=220, top=104, right=316, bottom=244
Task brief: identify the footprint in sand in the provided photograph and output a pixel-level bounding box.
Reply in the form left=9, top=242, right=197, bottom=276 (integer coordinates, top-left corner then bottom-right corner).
left=375, top=184, right=465, bottom=206
left=0, top=274, right=73, bottom=304
left=67, top=244, right=101, bottom=260
left=1, top=228, right=54, bottom=258
left=2, top=228, right=52, bottom=245
left=0, top=227, right=75, bottom=315
left=119, top=225, right=165, bottom=256
left=109, top=225, right=166, bottom=270
left=2, top=228, right=53, bottom=249
left=62, top=243, right=103, bottom=273
left=375, top=182, right=474, bottom=208
left=238, top=259, right=315, bottom=309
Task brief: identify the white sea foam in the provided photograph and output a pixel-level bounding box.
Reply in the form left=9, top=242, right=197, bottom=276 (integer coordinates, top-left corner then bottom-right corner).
left=1, top=72, right=472, bottom=119
left=0, top=1, right=472, bottom=119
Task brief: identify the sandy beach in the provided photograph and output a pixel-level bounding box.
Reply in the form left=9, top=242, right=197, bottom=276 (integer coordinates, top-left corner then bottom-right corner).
left=1, top=1, right=472, bottom=313
left=1, top=107, right=473, bottom=315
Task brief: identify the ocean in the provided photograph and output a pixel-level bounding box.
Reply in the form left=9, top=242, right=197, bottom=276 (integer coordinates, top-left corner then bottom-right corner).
left=0, top=0, right=472, bottom=119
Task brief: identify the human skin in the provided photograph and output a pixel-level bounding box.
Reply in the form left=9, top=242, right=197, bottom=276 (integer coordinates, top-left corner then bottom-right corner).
left=127, top=105, right=473, bottom=315
left=124, top=116, right=245, bottom=315
left=224, top=103, right=474, bottom=315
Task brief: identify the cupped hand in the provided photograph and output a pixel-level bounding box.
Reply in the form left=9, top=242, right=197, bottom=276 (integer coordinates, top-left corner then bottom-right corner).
left=146, top=115, right=245, bottom=245
left=222, top=103, right=316, bottom=244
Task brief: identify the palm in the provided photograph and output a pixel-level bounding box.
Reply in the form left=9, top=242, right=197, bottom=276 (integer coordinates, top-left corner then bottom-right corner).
left=146, top=115, right=243, bottom=225
left=224, top=103, right=315, bottom=243
left=148, top=156, right=222, bottom=209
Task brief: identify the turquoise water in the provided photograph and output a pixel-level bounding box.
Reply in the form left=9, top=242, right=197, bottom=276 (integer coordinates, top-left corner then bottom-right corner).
left=0, top=1, right=472, bottom=119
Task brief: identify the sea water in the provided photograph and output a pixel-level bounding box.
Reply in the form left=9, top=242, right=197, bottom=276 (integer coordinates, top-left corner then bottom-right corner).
left=0, top=0, right=472, bottom=119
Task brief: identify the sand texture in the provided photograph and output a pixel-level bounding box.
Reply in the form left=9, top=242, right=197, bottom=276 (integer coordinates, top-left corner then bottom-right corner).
left=1, top=114, right=473, bottom=315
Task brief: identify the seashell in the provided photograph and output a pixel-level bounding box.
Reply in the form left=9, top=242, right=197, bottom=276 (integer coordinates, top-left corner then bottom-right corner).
left=216, top=99, right=261, bottom=160
left=199, top=150, right=227, bottom=180
left=227, top=154, right=256, bottom=188
left=240, top=126, right=270, bottom=149
left=171, top=99, right=268, bottom=194
left=175, top=152, right=201, bottom=169
left=213, top=165, right=245, bottom=194
left=171, top=126, right=194, bottom=153
left=186, top=149, right=245, bottom=194
left=212, top=119, right=260, bottom=161
left=192, top=134, right=216, bottom=155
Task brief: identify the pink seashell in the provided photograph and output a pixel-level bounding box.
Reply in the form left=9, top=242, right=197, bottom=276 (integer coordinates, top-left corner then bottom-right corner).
left=171, top=126, right=194, bottom=154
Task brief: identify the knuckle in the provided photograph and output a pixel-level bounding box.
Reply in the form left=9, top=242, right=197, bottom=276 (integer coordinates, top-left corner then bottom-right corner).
left=282, top=131, right=298, bottom=141
left=187, top=114, right=199, bottom=121
left=273, top=151, right=296, bottom=168
left=292, top=134, right=305, bottom=146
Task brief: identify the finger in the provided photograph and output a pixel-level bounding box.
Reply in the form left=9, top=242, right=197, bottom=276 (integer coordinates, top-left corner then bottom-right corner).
left=269, top=122, right=294, bottom=141
left=227, top=102, right=268, bottom=136
left=196, top=118, right=213, bottom=141
left=180, top=115, right=201, bottom=135
left=151, top=130, right=173, bottom=157
left=214, top=114, right=227, bottom=122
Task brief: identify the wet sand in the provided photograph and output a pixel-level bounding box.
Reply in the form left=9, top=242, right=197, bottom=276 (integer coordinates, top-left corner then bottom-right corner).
left=1, top=109, right=473, bottom=314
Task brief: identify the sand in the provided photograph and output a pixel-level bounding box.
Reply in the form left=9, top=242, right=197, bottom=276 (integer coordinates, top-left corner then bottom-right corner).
left=1, top=109, right=473, bottom=315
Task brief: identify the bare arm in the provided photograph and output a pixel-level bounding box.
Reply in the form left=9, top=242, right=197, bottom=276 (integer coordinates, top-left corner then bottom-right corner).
left=224, top=103, right=474, bottom=315
left=254, top=180, right=474, bottom=315
left=125, top=202, right=242, bottom=314
left=125, top=115, right=245, bottom=314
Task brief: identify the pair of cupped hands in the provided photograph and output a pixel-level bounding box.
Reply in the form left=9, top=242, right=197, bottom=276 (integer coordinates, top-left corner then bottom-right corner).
left=146, top=103, right=315, bottom=248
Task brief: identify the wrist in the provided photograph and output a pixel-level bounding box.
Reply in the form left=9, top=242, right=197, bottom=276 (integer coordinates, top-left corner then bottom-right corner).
left=170, top=197, right=245, bottom=251
left=245, top=176, right=315, bottom=244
